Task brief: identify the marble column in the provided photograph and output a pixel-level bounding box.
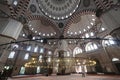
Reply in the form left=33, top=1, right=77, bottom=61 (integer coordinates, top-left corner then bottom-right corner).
left=100, top=8, right=120, bottom=74
left=56, top=40, right=72, bottom=75
left=0, top=18, right=23, bottom=72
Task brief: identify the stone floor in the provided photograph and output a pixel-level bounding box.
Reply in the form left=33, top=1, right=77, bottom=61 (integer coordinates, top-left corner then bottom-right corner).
left=8, top=74, right=120, bottom=80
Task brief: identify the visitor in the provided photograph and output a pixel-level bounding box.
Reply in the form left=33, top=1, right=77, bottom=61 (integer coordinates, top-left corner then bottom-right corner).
left=82, top=71, right=86, bottom=77
left=81, top=65, right=86, bottom=77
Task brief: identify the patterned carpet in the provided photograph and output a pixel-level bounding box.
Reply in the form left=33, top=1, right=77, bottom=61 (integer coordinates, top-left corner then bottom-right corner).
left=8, top=74, right=120, bottom=80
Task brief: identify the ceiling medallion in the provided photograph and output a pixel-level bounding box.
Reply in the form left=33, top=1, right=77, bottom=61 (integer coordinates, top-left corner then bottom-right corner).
left=83, top=0, right=90, bottom=7
left=36, top=0, right=80, bottom=20
left=30, top=4, right=37, bottom=13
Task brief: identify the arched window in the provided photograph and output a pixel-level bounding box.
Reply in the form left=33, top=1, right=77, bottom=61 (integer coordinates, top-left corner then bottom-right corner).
left=27, top=46, right=31, bottom=51
left=39, top=55, right=42, bottom=61
left=73, top=47, right=83, bottom=57
left=13, top=0, right=18, bottom=6
left=37, top=66, right=40, bottom=73
left=12, top=44, right=19, bottom=49
left=64, top=51, right=70, bottom=57
left=90, top=32, right=94, bottom=36
left=85, top=33, right=89, bottom=38
left=102, top=35, right=115, bottom=47
left=112, top=58, right=119, bottom=62
left=8, top=51, right=15, bottom=58
left=85, top=42, right=98, bottom=52
left=34, top=46, right=38, bottom=52
left=40, top=48, right=44, bottom=53
left=24, top=53, right=29, bottom=60
left=47, top=57, right=51, bottom=62
left=48, top=51, right=52, bottom=55
left=66, top=51, right=70, bottom=57
left=20, top=67, right=25, bottom=74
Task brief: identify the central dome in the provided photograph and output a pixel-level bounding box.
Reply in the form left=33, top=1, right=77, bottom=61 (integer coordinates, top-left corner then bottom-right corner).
left=37, top=0, right=80, bottom=20
left=51, top=0, right=67, bottom=5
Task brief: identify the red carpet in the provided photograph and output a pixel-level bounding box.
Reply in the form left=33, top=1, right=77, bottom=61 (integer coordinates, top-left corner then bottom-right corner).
left=8, top=74, right=120, bottom=80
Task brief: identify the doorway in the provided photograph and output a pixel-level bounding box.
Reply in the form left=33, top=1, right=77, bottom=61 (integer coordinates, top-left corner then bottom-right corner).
left=115, top=63, right=120, bottom=73
left=94, top=59, right=103, bottom=73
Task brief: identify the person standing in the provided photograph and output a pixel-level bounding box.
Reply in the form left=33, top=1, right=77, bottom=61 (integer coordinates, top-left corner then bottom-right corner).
left=81, top=65, right=86, bottom=77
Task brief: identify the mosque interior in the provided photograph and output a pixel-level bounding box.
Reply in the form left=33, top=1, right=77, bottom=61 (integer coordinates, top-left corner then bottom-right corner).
left=0, top=0, right=120, bottom=79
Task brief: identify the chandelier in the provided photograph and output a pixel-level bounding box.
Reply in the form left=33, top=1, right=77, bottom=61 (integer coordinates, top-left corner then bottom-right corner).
left=24, top=57, right=40, bottom=68
left=24, top=56, right=96, bottom=68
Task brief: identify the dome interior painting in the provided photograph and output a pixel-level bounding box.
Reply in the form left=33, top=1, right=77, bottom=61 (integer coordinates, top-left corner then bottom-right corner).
left=37, top=0, right=80, bottom=20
